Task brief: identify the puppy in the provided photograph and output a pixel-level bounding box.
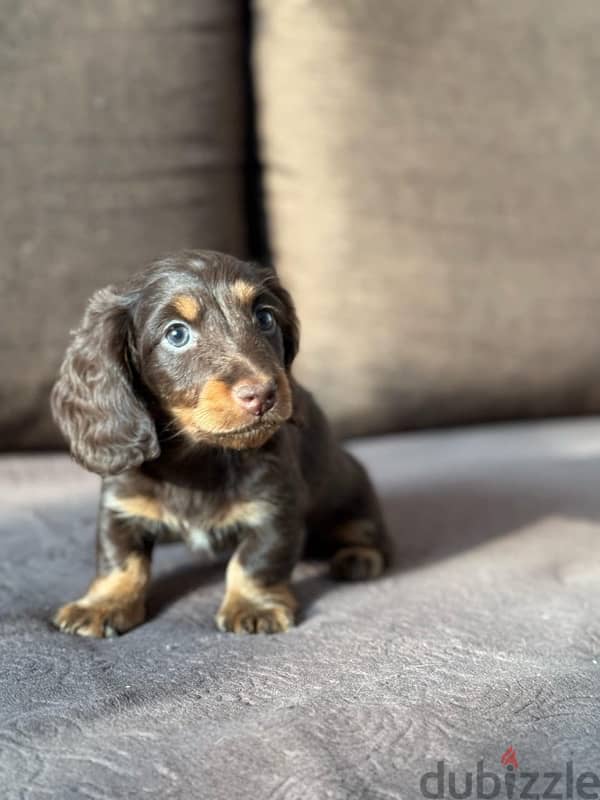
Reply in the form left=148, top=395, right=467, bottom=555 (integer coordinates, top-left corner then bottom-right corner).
left=51, top=250, right=390, bottom=636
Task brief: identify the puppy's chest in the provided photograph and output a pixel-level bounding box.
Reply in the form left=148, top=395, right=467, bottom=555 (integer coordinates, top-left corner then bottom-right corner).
left=106, top=482, right=274, bottom=556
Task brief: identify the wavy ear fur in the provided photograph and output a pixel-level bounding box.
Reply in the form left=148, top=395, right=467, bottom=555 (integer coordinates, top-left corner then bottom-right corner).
left=256, top=265, right=303, bottom=426
left=275, top=281, right=300, bottom=368
left=257, top=267, right=299, bottom=368
left=51, top=286, right=159, bottom=476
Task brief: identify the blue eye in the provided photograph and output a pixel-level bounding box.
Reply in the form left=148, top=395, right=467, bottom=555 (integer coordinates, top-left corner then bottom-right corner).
left=254, top=308, right=276, bottom=333
left=164, top=322, right=191, bottom=348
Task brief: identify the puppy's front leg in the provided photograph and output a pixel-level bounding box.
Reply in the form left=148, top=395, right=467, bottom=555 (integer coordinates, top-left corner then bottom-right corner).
left=53, top=505, right=154, bottom=638
left=216, top=525, right=302, bottom=635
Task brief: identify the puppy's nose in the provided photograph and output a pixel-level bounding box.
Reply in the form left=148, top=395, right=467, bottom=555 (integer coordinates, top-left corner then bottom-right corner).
left=233, top=379, right=277, bottom=417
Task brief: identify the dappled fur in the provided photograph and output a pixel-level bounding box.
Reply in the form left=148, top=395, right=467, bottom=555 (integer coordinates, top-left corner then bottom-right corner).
left=51, top=250, right=389, bottom=637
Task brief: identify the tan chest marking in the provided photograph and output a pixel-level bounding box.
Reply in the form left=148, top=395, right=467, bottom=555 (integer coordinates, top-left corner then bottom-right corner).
left=107, top=493, right=274, bottom=536
left=107, top=494, right=181, bottom=530
left=108, top=493, right=211, bottom=552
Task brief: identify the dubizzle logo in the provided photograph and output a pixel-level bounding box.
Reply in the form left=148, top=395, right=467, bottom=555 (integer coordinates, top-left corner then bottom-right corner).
left=419, top=745, right=600, bottom=799
left=500, top=746, right=519, bottom=771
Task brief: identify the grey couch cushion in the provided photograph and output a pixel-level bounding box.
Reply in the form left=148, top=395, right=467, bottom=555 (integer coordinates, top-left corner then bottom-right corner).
left=2, top=419, right=600, bottom=797
left=0, top=1, right=246, bottom=451
left=255, top=0, right=600, bottom=437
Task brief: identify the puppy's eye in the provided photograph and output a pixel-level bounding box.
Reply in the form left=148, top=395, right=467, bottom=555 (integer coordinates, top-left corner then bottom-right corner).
left=254, top=307, right=276, bottom=333
left=164, top=322, right=191, bottom=348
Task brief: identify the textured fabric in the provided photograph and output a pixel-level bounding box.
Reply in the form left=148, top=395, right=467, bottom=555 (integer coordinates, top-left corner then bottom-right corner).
left=0, top=1, right=246, bottom=450
left=255, top=1, right=600, bottom=437
left=3, top=419, right=600, bottom=798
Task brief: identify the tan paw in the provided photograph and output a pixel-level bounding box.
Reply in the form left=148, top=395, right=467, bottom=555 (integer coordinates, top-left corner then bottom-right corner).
left=330, top=545, right=385, bottom=581
left=53, top=598, right=145, bottom=638
left=215, top=600, right=294, bottom=634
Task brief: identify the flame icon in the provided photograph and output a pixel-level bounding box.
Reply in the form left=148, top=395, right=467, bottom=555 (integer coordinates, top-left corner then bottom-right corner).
left=501, top=745, right=519, bottom=770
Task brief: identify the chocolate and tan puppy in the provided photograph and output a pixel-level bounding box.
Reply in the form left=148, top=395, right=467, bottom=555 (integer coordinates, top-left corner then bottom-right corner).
left=51, top=251, right=390, bottom=637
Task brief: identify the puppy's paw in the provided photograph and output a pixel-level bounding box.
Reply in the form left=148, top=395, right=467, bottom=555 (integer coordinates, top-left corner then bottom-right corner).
left=330, top=545, right=385, bottom=582
left=53, top=598, right=145, bottom=638
left=215, top=599, right=294, bottom=634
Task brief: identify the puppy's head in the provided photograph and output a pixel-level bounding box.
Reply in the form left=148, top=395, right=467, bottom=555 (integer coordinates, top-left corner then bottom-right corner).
left=51, top=251, right=299, bottom=476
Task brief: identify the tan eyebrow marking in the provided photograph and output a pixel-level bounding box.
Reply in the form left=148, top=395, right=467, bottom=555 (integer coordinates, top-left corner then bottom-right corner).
left=172, top=294, right=200, bottom=321
left=231, top=280, right=256, bottom=305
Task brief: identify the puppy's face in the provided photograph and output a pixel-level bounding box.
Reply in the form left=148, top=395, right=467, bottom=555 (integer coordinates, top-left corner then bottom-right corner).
left=133, top=255, right=295, bottom=448
left=51, top=251, right=299, bottom=475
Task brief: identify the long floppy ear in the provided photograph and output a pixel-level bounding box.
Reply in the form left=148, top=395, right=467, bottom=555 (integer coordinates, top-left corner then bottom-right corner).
left=274, top=280, right=300, bottom=368
left=258, top=267, right=299, bottom=368
left=51, top=286, right=159, bottom=476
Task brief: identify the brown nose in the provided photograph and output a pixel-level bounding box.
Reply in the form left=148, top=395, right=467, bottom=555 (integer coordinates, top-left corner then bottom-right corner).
left=232, top=379, right=277, bottom=417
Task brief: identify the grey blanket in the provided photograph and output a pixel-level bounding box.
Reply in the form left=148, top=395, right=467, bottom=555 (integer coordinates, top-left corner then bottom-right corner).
left=2, top=420, right=600, bottom=799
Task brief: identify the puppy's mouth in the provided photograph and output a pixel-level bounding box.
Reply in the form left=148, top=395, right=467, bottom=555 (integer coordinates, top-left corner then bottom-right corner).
left=170, top=372, right=293, bottom=450
left=214, top=417, right=281, bottom=438
left=218, top=414, right=282, bottom=434
left=171, top=406, right=287, bottom=449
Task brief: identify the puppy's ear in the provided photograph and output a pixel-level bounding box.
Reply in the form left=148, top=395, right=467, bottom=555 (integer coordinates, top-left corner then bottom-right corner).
left=258, top=267, right=299, bottom=368
left=51, top=286, right=159, bottom=476
left=275, top=281, right=300, bottom=368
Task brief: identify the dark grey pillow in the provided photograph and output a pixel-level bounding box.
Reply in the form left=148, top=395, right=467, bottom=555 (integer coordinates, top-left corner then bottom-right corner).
left=0, top=0, right=246, bottom=449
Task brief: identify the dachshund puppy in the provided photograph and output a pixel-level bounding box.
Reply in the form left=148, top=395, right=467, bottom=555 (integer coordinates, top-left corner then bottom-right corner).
left=51, top=250, right=390, bottom=637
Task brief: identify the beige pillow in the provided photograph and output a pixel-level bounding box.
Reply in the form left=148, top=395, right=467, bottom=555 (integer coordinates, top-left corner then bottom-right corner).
left=255, top=1, right=600, bottom=437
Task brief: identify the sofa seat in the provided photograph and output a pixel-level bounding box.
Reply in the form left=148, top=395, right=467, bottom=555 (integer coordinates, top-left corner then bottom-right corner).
left=2, top=419, right=600, bottom=798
